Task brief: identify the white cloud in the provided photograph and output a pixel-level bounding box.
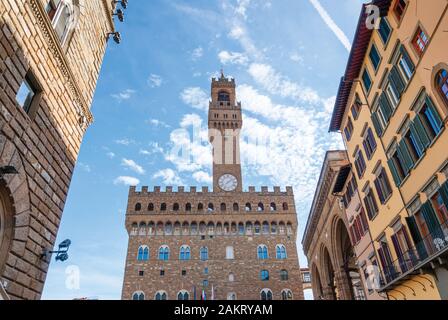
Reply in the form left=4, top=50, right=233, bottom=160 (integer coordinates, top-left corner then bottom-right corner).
left=121, top=159, right=145, bottom=175
left=111, top=89, right=135, bottom=102
left=114, top=176, right=140, bottom=186
left=140, top=142, right=164, bottom=156
left=106, top=152, right=115, bottom=159
left=78, top=162, right=91, bottom=173
left=248, top=63, right=321, bottom=104
left=228, top=26, right=245, bottom=40
left=218, top=50, right=249, bottom=66
left=191, top=47, right=204, bottom=60
left=147, top=118, right=170, bottom=128
left=153, top=169, right=183, bottom=185
left=290, top=52, right=304, bottom=63
left=235, top=0, right=252, bottom=19
left=309, top=0, right=352, bottom=52
left=180, top=87, right=209, bottom=111
left=115, top=138, right=135, bottom=146
left=148, top=74, right=163, bottom=88
left=192, top=171, right=213, bottom=184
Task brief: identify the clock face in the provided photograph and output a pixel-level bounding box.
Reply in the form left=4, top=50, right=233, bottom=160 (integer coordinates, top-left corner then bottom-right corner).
left=218, top=174, right=238, bottom=192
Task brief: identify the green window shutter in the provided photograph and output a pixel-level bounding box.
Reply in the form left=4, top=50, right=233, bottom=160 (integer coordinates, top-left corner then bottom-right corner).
left=421, top=202, right=444, bottom=239
left=410, top=121, right=425, bottom=154
left=387, top=158, right=402, bottom=187
left=400, top=45, right=415, bottom=73
left=439, top=181, right=448, bottom=210
left=379, top=93, right=393, bottom=121
left=425, top=96, right=443, bottom=130
left=399, top=140, right=414, bottom=171
left=396, top=143, right=411, bottom=175
left=389, top=65, right=406, bottom=97
left=413, top=114, right=431, bottom=149
left=371, top=112, right=383, bottom=137
left=405, top=216, right=427, bottom=260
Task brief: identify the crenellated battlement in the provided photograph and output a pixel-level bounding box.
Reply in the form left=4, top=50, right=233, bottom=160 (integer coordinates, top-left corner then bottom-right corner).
left=129, top=186, right=294, bottom=196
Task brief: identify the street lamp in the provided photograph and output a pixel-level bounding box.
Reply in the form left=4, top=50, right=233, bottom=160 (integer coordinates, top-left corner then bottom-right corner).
left=41, top=239, right=72, bottom=262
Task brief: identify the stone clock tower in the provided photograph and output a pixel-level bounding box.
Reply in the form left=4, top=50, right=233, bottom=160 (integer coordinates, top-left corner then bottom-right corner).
left=208, top=72, right=243, bottom=192
left=121, top=73, right=304, bottom=301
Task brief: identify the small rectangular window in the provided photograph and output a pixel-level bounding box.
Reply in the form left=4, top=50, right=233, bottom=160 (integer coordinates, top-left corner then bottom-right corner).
left=374, top=167, right=393, bottom=204
left=364, top=188, right=379, bottom=220
left=354, top=150, right=367, bottom=178
left=412, top=26, right=429, bottom=56
left=369, top=44, right=381, bottom=71
left=363, top=128, right=377, bottom=159
left=362, top=69, right=372, bottom=93
left=344, top=118, right=354, bottom=142
left=393, top=0, right=408, bottom=21
left=378, top=18, right=392, bottom=44
left=16, top=71, right=41, bottom=117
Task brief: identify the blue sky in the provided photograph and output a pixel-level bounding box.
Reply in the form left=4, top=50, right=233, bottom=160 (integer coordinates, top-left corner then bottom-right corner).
left=42, top=0, right=365, bottom=300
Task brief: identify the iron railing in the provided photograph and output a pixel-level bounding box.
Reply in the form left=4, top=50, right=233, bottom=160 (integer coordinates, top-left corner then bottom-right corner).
left=381, top=220, right=448, bottom=286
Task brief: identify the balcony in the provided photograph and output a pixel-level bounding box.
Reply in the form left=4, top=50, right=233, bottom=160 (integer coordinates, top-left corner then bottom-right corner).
left=379, top=220, right=448, bottom=291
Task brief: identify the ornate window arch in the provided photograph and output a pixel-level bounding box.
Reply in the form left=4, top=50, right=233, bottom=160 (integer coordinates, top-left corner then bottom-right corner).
left=257, top=203, right=264, bottom=211
left=135, top=203, right=142, bottom=211
left=137, top=245, right=149, bottom=261
left=200, top=247, right=209, bottom=261
left=260, top=288, right=273, bottom=300
left=148, top=203, right=154, bottom=211
left=158, top=245, right=170, bottom=261
left=435, top=68, right=448, bottom=107
left=132, top=291, right=145, bottom=300
left=218, top=90, right=230, bottom=102
left=257, top=245, right=269, bottom=259
left=177, top=290, right=189, bottom=300
left=281, top=289, right=293, bottom=300
left=179, top=245, right=191, bottom=260
left=276, top=244, right=287, bottom=259
left=155, top=291, right=168, bottom=300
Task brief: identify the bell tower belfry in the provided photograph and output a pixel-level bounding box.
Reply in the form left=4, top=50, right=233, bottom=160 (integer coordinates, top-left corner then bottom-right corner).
left=208, top=71, right=243, bottom=192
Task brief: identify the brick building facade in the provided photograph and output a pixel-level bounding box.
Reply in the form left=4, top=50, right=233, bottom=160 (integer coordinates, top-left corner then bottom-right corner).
left=0, top=0, right=115, bottom=299
left=121, top=74, right=304, bottom=301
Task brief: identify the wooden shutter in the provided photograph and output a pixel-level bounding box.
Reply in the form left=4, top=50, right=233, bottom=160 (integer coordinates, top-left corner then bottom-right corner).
left=409, top=121, right=425, bottom=155
left=439, top=181, right=448, bottom=210
left=421, top=201, right=444, bottom=240
left=389, top=65, right=406, bottom=97
left=405, top=216, right=428, bottom=260
left=400, top=45, right=415, bottom=73
left=399, top=140, right=414, bottom=172
left=413, top=114, right=431, bottom=149
left=379, top=93, right=393, bottom=122
left=425, top=96, right=443, bottom=131
left=371, top=112, right=384, bottom=137
left=387, top=158, right=402, bottom=187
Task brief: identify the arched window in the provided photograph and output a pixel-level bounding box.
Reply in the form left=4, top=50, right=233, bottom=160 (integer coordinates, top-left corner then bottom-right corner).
left=148, top=203, right=154, bottom=211
left=280, top=269, right=289, bottom=281
left=158, top=246, right=170, bottom=261
left=271, top=222, right=277, bottom=234
left=261, top=289, right=273, bottom=301
left=137, top=245, right=149, bottom=261
left=254, top=222, right=261, bottom=235
left=228, top=273, right=235, bottom=282
left=245, top=203, right=252, bottom=211
left=174, top=222, right=181, bottom=235
left=281, top=289, right=293, bottom=300
left=191, top=222, right=198, bottom=235
left=173, top=203, right=179, bottom=211
left=262, top=221, right=269, bottom=234
left=131, top=222, right=138, bottom=235
left=218, top=91, right=230, bottom=102
left=207, top=222, right=214, bottom=235
left=257, top=245, right=268, bottom=259
left=177, top=290, right=189, bottom=300
left=270, top=203, right=277, bottom=211
left=230, top=222, right=237, bottom=234
left=180, top=245, right=191, bottom=260
left=161, top=203, right=167, bottom=211
left=279, top=222, right=286, bottom=234
left=155, top=291, right=167, bottom=300
left=276, top=245, right=287, bottom=259
left=46, top=0, right=79, bottom=45
left=238, top=223, right=245, bottom=235
left=165, top=222, right=172, bottom=235
left=148, top=222, right=155, bottom=235
left=208, top=203, right=214, bottom=212
left=139, top=222, right=146, bottom=236
left=226, top=246, right=234, bottom=259
left=233, top=203, right=239, bottom=211
left=245, top=222, right=253, bottom=235
left=282, top=202, right=288, bottom=211
left=221, top=203, right=227, bottom=211
left=132, top=291, right=145, bottom=300
left=200, top=247, right=209, bottom=261
left=260, top=270, right=269, bottom=281
left=287, top=223, right=293, bottom=235
left=227, top=293, right=237, bottom=300
left=436, top=69, right=448, bottom=104
left=198, top=203, right=204, bottom=211
left=186, top=203, right=192, bottom=211
left=182, top=222, right=189, bottom=235
left=223, top=222, right=230, bottom=234
left=135, top=203, right=142, bottom=211
left=257, top=203, right=264, bottom=211
left=199, top=222, right=207, bottom=234
left=216, top=222, right=223, bottom=235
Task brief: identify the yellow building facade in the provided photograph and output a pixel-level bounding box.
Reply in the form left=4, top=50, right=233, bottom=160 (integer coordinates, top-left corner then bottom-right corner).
left=330, top=0, right=448, bottom=300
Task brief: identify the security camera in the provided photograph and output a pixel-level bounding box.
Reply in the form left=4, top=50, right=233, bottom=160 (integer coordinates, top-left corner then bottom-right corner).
left=114, top=9, right=125, bottom=22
